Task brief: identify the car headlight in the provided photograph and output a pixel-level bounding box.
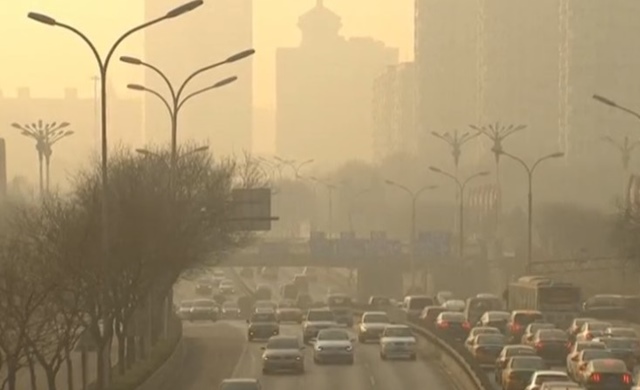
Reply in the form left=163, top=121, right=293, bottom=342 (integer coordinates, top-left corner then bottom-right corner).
left=346, top=346, right=353, bottom=352
left=316, top=346, right=323, bottom=351
left=296, top=356, right=302, bottom=360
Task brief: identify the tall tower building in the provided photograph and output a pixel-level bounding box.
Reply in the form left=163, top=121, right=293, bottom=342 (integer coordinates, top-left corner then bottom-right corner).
left=276, top=0, right=398, bottom=165
left=143, top=0, right=253, bottom=155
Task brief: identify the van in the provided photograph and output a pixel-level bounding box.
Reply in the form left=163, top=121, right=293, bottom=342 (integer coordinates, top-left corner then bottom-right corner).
left=402, top=295, right=434, bottom=322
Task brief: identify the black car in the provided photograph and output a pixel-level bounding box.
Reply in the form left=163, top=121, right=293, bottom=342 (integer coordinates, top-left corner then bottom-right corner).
left=247, top=312, right=280, bottom=341
left=435, top=311, right=471, bottom=340
left=195, top=281, right=214, bottom=296
left=533, top=329, right=569, bottom=364
left=188, top=299, right=219, bottom=321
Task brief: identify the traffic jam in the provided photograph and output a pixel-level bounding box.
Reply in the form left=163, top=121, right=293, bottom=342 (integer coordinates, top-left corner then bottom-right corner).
left=409, top=275, right=640, bottom=390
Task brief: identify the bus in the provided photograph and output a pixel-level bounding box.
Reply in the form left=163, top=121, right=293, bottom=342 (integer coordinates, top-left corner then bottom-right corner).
left=507, top=276, right=581, bottom=328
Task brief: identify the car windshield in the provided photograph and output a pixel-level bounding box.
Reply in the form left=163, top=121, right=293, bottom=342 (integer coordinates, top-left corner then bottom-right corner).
left=384, top=327, right=413, bottom=338
left=529, top=323, right=554, bottom=333
left=506, top=347, right=535, bottom=357
left=609, top=329, right=637, bottom=338
left=583, top=350, right=613, bottom=361
left=266, top=338, right=299, bottom=350
left=574, top=318, right=592, bottom=328
left=317, top=330, right=350, bottom=341
left=181, top=301, right=196, bottom=308
left=576, top=342, right=606, bottom=352
left=371, top=297, right=391, bottom=305
left=477, top=334, right=505, bottom=345
left=363, top=313, right=389, bottom=323
left=256, top=301, right=276, bottom=308
left=590, top=359, right=627, bottom=372
left=308, top=311, right=334, bottom=322
left=487, top=312, right=510, bottom=321
left=603, top=338, right=636, bottom=349
left=251, top=313, right=276, bottom=322
left=514, top=313, right=543, bottom=325
left=472, top=328, right=500, bottom=337
left=408, top=297, right=433, bottom=310
left=538, top=330, right=567, bottom=340
left=535, top=374, right=569, bottom=384
left=193, top=300, right=215, bottom=308
left=220, top=382, right=259, bottom=390
left=441, top=313, right=465, bottom=322
left=223, top=302, right=238, bottom=308
left=588, top=322, right=611, bottom=331
left=511, top=356, right=546, bottom=370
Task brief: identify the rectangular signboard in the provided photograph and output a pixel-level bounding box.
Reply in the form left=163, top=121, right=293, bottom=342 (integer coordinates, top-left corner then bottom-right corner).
left=416, top=231, right=451, bottom=258
left=229, top=188, right=273, bottom=231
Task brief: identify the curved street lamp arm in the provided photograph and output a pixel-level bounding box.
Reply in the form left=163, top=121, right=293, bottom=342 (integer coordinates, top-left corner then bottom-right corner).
left=104, top=17, right=166, bottom=72
left=177, top=82, right=230, bottom=112
left=462, top=172, right=488, bottom=189
left=140, top=87, right=173, bottom=118
left=139, top=61, right=177, bottom=102
left=431, top=131, right=449, bottom=144
left=416, top=184, right=437, bottom=199
left=55, top=22, right=104, bottom=72
left=386, top=181, right=413, bottom=199
left=501, top=151, right=531, bottom=175
left=531, top=153, right=563, bottom=173
left=460, top=131, right=480, bottom=145
left=503, top=124, right=527, bottom=138
left=435, top=168, right=461, bottom=189
left=176, top=60, right=227, bottom=101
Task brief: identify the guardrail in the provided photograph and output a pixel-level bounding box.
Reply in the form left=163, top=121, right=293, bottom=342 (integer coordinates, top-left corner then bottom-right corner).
left=229, top=270, right=489, bottom=390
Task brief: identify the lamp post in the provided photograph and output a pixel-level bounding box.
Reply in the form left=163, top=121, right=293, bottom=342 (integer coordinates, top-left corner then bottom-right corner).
left=431, top=130, right=479, bottom=172
left=274, top=156, right=315, bottom=179
left=593, top=94, right=640, bottom=122
left=384, top=180, right=437, bottom=288
left=122, top=48, right=254, bottom=163
left=499, top=151, right=564, bottom=273
left=309, top=177, right=339, bottom=234
left=11, top=120, right=73, bottom=194
left=428, top=167, right=489, bottom=258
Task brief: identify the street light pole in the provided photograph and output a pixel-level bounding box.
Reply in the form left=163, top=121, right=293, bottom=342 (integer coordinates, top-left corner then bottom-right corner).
left=431, top=130, right=479, bottom=172
left=429, top=167, right=490, bottom=258
left=309, top=177, right=339, bottom=235
left=135, top=145, right=209, bottom=161
left=601, top=135, right=640, bottom=197
left=593, top=94, right=640, bottom=121
left=122, top=48, right=254, bottom=163
left=499, top=151, right=564, bottom=273
left=11, top=120, right=74, bottom=195
left=273, top=156, right=315, bottom=179
left=384, top=180, right=437, bottom=288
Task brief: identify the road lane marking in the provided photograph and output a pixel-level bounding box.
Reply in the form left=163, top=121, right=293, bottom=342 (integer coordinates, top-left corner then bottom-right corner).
left=231, top=335, right=250, bottom=377
left=369, top=375, right=376, bottom=386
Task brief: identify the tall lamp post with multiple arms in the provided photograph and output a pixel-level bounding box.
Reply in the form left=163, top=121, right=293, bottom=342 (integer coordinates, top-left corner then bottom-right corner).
left=10, top=120, right=74, bottom=194
left=499, top=151, right=564, bottom=273
left=121, top=48, right=255, bottom=163
left=309, top=177, right=339, bottom=234
left=384, top=180, right=437, bottom=289
left=428, top=167, right=489, bottom=258
left=273, top=156, right=315, bottom=178
left=431, top=130, right=479, bottom=172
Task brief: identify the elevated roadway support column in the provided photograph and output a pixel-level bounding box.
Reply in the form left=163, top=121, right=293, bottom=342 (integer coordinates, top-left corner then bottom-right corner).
left=356, top=262, right=403, bottom=301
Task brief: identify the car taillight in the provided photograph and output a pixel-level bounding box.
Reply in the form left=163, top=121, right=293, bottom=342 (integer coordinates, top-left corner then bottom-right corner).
left=589, top=373, right=601, bottom=383
left=586, top=333, right=593, bottom=340
left=535, top=342, right=544, bottom=349
left=462, top=322, right=471, bottom=330
left=565, top=342, right=571, bottom=349
left=438, top=321, right=450, bottom=328
left=511, top=323, right=521, bottom=332
left=623, top=374, right=632, bottom=384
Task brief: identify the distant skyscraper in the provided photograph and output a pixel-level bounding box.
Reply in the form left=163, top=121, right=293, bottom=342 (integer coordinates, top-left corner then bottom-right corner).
left=372, top=62, right=417, bottom=162
left=143, top=0, right=253, bottom=155
left=276, top=0, right=398, bottom=165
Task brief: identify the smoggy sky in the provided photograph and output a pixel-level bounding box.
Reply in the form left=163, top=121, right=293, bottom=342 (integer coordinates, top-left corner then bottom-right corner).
left=0, top=0, right=413, bottom=108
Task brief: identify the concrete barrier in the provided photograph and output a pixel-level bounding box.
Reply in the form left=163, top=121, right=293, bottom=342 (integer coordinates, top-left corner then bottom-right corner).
left=134, top=337, right=185, bottom=390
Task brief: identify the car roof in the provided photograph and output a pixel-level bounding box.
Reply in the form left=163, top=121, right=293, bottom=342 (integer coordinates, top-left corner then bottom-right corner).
left=318, top=328, right=349, bottom=334
left=384, top=324, right=410, bottom=330
left=363, top=311, right=388, bottom=316
left=269, top=335, right=298, bottom=341
left=221, top=378, right=259, bottom=383
left=534, top=371, right=569, bottom=376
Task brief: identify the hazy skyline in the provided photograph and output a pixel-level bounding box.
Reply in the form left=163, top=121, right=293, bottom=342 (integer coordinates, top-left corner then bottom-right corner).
left=0, top=1, right=413, bottom=151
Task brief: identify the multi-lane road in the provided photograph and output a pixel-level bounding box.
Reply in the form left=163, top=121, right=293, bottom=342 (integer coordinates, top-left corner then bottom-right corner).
left=166, top=267, right=455, bottom=390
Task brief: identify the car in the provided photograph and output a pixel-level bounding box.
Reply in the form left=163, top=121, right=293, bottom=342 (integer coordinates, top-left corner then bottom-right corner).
left=260, top=267, right=279, bottom=280
left=276, top=304, right=303, bottom=324
left=501, top=355, right=547, bottom=390
left=507, top=310, right=544, bottom=344
left=435, top=311, right=471, bottom=340
left=302, top=267, right=318, bottom=282
left=402, top=295, right=435, bottom=322
left=522, top=323, right=556, bottom=345
left=465, top=295, right=505, bottom=325
left=195, top=280, right=215, bottom=296
left=312, top=328, right=355, bottom=364
left=533, top=329, right=570, bottom=364
left=221, top=301, right=241, bottom=319
left=379, top=324, right=417, bottom=360
left=593, top=337, right=637, bottom=371
left=575, top=321, right=612, bottom=343
left=477, top=311, right=511, bottom=333
left=577, top=358, right=633, bottom=390
left=539, top=382, right=585, bottom=390
left=293, top=274, right=310, bottom=293
left=238, top=268, right=254, bottom=278
left=436, top=291, right=454, bottom=305
left=524, top=370, right=572, bottom=390
left=176, top=300, right=196, bottom=320
left=295, top=293, right=314, bottom=310
left=568, top=318, right=597, bottom=343
left=465, top=327, right=501, bottom=348
left=468, top=333, right=506, bottom=365
left=569, top=349, right=614, bottom=382
left=419, top=306, right=447, bottom=326
left=368, top=296, right=393, bottom=310
left=219, top=378, right=262, bottom=390
left=247, top=312, right=280, bottom=341
left=495, top=345, right=537, bottom=383
left=567, top=341, right=608, bottom=377
left=254, top=300, right=277, bottom=313
left=261, top=336, right=305, bottom=374
left=280, top=283, right=299, bottom=301
left=442, top=299, right=466, bottom=312
left=327, top=294, right=354, bottom=327
left=603, top=328, right=638, bottom=339
left=358, top=311, right=391, bottom=343
left=302, top=308, right=339, bottom=344
left=255, top=285, right=272, bottom=300
left=188, top=299, right=219, bottom=321
left=219, top=280, right=235, bottom=294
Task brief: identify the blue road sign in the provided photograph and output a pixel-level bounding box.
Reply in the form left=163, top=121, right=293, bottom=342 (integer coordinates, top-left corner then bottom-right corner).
left=416, top=231, right=451, bottom=258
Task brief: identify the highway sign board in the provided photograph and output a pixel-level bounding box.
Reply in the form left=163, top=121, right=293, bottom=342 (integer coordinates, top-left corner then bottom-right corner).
left=337, top=236, right=365, bottom=258
left=229, top=188, right=275, bottom=231
left=416, top=231, right=451, bottom=258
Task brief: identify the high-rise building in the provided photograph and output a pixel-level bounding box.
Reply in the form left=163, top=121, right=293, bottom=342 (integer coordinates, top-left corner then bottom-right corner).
left=143, top=0, right=253, bottom=155
left=372, top=62, right=417, bottom=161
left=276, top=0, right=398, bottom=165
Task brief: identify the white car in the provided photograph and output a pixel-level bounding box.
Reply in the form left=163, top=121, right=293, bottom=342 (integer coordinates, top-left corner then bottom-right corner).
left=524, top=371, right=572, bottom=390
left=303, top=309, right=339, bottom=344
left=442, top=299, right=466, bottom=312
left=358, top=311, right=391, bottom=343
left=219, top=280, right=235, bottom=294
left=312, top=328, right=355, bottom=364
left=379, top=324, right=417, bottom=360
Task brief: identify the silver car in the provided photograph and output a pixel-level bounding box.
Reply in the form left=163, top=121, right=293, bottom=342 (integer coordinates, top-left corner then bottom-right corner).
left=313, top=328, right=355, bottom=365
left=358, top=311, right=391, bottom=343
left=222, top=302, right=241, bottom=319
left=379, top=325, right=417, bottom=360
left=302, top=309, right=339, bottom=344
left=261, top=336, right=305, bottom=374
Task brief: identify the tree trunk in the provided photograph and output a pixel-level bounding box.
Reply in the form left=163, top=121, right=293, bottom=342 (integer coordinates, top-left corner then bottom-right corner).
left=27, top=351, right=38, bottom=390
left=65, top=346, right=74, bottom=390
left=126, top=335, right=136, bottom=369
left=116, top=330, right=126, bottom=376
left=44, top=366, right=57, bottom=390
left=6, top=361, right=17, bottom=390
left=96, top=343, right=105, bottom=390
